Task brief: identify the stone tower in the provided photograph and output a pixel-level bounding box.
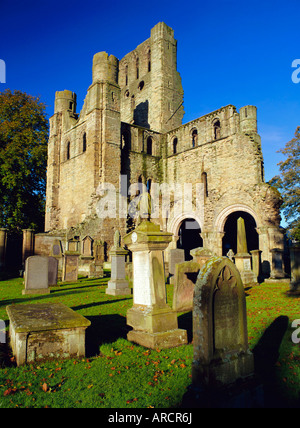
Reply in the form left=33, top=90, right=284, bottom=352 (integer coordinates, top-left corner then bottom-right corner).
left=119, top=22, right=184, bottom=133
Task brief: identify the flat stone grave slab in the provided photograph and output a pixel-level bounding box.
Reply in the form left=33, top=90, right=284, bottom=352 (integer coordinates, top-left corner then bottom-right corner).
left=7, top=303, right=91, bottom=366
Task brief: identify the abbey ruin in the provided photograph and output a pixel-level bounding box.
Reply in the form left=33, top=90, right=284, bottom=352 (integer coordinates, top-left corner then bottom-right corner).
left=35, top=22, right=284, bottom=280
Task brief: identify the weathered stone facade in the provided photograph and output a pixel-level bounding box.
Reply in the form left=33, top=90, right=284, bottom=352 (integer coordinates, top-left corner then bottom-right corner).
left=40, top=22, right=284, bottom=278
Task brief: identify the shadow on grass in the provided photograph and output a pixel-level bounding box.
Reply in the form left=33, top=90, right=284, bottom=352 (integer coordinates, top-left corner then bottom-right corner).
left=252, top=315, right=299, bottom=408
left=84, top=314, right=129, bottom=357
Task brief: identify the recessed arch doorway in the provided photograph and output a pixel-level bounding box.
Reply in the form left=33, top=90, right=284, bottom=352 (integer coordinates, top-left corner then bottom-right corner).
left=177, top=218, right=203, bottom=260
left=222, top=211, right=259, bottom=256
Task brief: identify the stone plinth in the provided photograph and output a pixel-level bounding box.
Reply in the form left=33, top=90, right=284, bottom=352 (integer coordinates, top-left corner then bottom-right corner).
left=123, top=220, right=187, bottom=349
left=106, top=248, right=131, bottom=295
left=250, top=249, right=262, bottom=282
left=234, top=254, right=257, bottom=285
left=269, top=248, right=287, bottom=280
left=7, top=303, right=91, bottom=366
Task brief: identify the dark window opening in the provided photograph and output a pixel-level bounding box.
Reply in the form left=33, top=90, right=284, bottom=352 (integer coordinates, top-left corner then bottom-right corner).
left=173, top=137, right=178, bottom=154
left=125, top=65, right=128, bottom=86
left=83, top=133, right=87, bottom=152
left=146, top=137, right=153, bottom=155
left=147, top=49, right=151, bottom=72
left=214, top=120, right=221, bottom=140
left=147, top=179, right=152, bottom=193
left=192, top=129, right=198, bottom=148
left=69, top=102, right=73, bottom=110
left=201, top=172, right=208, bottom=198
left=67, top=142, right=70, bottom=160
left=138, top=81, right=144, bottom=91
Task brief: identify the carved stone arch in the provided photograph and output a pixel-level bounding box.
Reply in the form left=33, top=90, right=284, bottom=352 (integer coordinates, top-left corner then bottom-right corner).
left=214, top=204, right=260, bottom=233
left=168, top=212, right=203, bottom=237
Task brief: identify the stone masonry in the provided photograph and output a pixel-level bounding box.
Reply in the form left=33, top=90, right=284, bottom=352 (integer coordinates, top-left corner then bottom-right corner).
left=40, top=22, right=284, bottom=277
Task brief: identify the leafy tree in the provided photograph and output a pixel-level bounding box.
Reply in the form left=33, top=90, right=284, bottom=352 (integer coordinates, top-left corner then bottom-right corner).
left=0, top=89, right=48, bottom=233
left=269, top=126, right=300, bottom=241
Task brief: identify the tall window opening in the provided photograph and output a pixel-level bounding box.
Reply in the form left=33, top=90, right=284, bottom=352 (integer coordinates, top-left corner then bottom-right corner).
left=192, top=129, right=198, bottom=148
left=146, top=137, right=153, bottom=155
left=214, top=120, right=221, bottom=140
left=125, top=64, right=128, bottom=86
left=147, top=49, right=151, bottom=72
left=173, top=137, right=178, bottom=154
left=201, top=172, right=208, bottom=198
left=66, top=142, right=70, bottom=160
left=83, top=133, right=87, bottom=152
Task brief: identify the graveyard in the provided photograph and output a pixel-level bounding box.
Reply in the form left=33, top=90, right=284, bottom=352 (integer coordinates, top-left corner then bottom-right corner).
left=0, top=268, right=299, bottom=408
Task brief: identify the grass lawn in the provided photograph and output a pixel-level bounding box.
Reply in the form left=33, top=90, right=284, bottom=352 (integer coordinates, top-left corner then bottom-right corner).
left=0, top=272, right=299, bottom=408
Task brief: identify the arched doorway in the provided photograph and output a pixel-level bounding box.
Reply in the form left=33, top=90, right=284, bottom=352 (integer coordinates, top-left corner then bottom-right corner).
left=222, top=211, right=258, bottom=255
left=177, top=218, right=203, bottom=260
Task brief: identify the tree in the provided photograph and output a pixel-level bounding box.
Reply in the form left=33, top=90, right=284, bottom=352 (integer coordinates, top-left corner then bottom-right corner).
left=269, top=126, right=300, bottom=241
left=0, top=89, right=48, bottom=233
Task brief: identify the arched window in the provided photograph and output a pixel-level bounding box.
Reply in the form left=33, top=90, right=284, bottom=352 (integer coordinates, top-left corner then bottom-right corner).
left=66, top=142, right=70, bottom=160
left=192, top=129, right=198, bottom=148
left=147, top=49, right=151, bottom=72
left=213, top=120, right=221, bottom=140
left=146, top=137, right=153, bottom=155
left=83, top=133, right=87, bottom=152
left=173, top=137, right=178, bottom=154
left=136, top=57, right=139, bottom=79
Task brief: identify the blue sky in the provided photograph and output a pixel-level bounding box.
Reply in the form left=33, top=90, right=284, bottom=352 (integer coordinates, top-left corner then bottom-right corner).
left=1, top=0, right=300, bottom=184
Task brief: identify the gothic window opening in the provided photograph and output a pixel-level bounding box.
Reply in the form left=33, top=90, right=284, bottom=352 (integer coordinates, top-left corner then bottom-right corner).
left=146, top=137, right=153, bottom=155
left=173, top=137, right=178, bottom=154
left=83, top=133, right=87, bottom=152
left=192, top=129, right=198, bottom=148
left=213, top=120, right=221, bottom=140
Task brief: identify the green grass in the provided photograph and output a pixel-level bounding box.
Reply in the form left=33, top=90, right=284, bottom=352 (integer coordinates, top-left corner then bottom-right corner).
left=0, top=273, right=299, bottom=408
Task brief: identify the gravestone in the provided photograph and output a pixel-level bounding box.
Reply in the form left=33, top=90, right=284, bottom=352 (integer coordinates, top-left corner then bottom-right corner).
left=23, top=256, right=50, bottom=295
left=62, top=254, right=79, bottom=282
left=190, top=247, right=215, bottom=267
left=172, top=261, right=201, bottom=312
left=106, top=231, right=131, bottom=296
left=48, top=256, right=58, bottom=286
left=169, top=249, right=185, bottom=283
left=192, top=257, right=254, bottom=389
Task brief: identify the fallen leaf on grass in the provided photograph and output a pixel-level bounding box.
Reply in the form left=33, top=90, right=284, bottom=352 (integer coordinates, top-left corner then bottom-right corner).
left=42, top=383, right=48, bottom=392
